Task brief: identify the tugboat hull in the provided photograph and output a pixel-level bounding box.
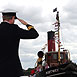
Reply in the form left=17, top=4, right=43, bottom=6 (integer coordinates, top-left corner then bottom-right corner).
left=36, top=62, right=77, bottom=77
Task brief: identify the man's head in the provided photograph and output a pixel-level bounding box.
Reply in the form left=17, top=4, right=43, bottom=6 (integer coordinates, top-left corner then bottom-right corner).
left=1, top=9, right=17, bottom=24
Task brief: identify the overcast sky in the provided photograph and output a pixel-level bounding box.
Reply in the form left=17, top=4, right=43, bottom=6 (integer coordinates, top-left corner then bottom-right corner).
left=0, top=0, right=77, bottom=69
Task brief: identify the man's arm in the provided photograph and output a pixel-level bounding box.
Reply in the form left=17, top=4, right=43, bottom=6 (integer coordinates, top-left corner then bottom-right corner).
left=16, top=18, right=39, bottom=39
left=17, top=18, right=28, bottom=25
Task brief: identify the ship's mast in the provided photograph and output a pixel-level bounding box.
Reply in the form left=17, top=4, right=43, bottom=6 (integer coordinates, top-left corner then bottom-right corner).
left=53, top=8, right=61, bottom=63
left=57, top=11, right=60, bottom=63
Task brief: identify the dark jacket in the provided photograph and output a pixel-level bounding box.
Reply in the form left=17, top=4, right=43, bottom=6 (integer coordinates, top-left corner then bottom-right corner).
left=0, top=22, right=39, bottom=76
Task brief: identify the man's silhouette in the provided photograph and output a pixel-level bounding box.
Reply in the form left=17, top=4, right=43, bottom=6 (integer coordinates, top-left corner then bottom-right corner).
left=0, top=9, right=39, bottom=77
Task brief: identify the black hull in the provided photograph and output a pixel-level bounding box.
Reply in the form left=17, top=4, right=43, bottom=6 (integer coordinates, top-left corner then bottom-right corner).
left=46, top=71, right=77, bottom=77
left=36, top=62, right=77, bottom=77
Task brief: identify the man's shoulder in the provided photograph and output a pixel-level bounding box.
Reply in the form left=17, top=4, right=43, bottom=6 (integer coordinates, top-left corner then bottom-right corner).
left=0, top=22, right=18, bottom=26
left=1, top=22, right=19, bottom=30
left=10, top=24, right=20, bottom=31
left=11, top=24, right=18, bottom=27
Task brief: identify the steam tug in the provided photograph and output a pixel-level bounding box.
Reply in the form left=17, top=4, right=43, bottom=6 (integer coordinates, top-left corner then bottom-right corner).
left=35, top=8, right=77, bottom=77
left=24, top=8, right=77, bottom=77
left=45, top=8, right=70, bottom=68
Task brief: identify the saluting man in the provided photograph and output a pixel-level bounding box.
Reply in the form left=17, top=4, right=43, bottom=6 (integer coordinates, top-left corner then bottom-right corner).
left=0, top=9, right=39, bottom=77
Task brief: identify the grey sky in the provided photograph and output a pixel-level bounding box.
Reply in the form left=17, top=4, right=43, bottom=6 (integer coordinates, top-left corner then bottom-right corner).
left=0, top=0, right=77, bottom=69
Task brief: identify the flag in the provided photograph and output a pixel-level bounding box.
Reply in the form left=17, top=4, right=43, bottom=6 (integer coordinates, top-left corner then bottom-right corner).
left=55, top=24, right=58, bottom=27
left=52, top=21, right=58, bottom=25
left=55, top=27, right=58, bottom=30
left=55, top=32, right=58, bottom=35
left=53, top=8, right=57, bottom=12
